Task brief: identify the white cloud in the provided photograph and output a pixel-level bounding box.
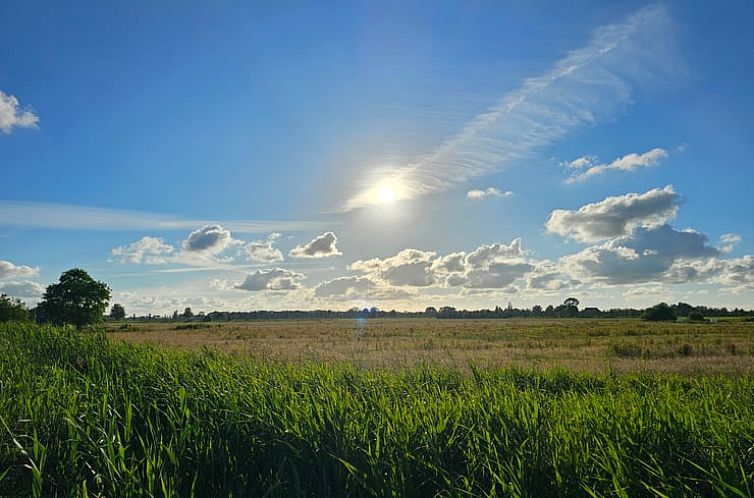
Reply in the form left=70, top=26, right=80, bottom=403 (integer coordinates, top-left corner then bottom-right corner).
left=182, top=224, right=232, bottom=253
left=466, top=188, right=514, bottom=200
left=562, top=224, right=719, bottom=284
left=0, top=280, right=45, bottom=298
left=349, top=239, right=533, bottom=290
left=352, top=249, right=436, bottom=287
left=0, top=201, right=321, bottom=233
left=313, top=276, right=412, bottom=302
left=243, top=233, right=284, bottom=263
left=716, top=256, right=754, bottom=289
left=343, top=4, right=681, bottom=210
left=719, top=233, right=742, bottom=254
left=720, top=233, right=742, bottom=244
left=566, top=148, right=668, bottom=183
left=236, top=268, right=304, bottom=291
left=0, top=260, right=39, bottom=279
left=289, top=232, right=342, bottom=258
left=111, top=236, right=175, bottom=264
left=526, top=264, right=579, bottom=291
left=0, top=91, right=39, bottom=134
left=546, top=186, right=680, bottom=242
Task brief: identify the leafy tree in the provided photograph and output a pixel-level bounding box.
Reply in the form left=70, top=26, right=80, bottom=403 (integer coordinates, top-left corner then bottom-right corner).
left=688, top=311, right=705, bottom=322
left=642, top=302, right=677, bottom=322
left=110, top=303, right=126, bottom=321
left=38, top=268, right=111, bottom=327
left=183, top=307, right=194, bottom=319
left=425, top=306, right=438, bottom=317
left=0, top=294, right=32, bottom=322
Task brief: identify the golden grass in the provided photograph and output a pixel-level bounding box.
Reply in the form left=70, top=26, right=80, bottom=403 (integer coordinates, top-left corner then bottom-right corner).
left=107, top=318, right=754, bottom=374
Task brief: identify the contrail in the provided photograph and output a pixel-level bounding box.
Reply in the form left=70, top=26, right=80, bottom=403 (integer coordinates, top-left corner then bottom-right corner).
left=343, top=4, right=681, bottom=211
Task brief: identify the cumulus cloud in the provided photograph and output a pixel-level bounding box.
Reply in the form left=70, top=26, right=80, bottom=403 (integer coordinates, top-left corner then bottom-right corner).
left=563, top=224, right=719, bottom=284
left=0, top=280, right=45, bottom=298
left=111, top=236, right=175, bottom=264
left=0, top=91, right=39, bottom=134
left=243, top=233, right=284, bottom=263
left=236, top=268, right=304, bottom=291
left=314, top=276, right=412, bottom=302
left=716, top=256, right=754, bottom=289
left=466, top=188, right=513, bottom=200
left=546, top=186, right=680, bottom=242
left=526, top=264, right=579, bottom=291
left=0, top=260, right=39, bottom=279
left=565, top=148, right=668, bottom=183
left=352, top=249, right=436, bottom=287
left=719, top=233, right=742, bottom=254
left=182, top=224, right=232, bottom=253
left=289, top=232, right=342, bottom=258
left=349, top=239, right=533, bottom=291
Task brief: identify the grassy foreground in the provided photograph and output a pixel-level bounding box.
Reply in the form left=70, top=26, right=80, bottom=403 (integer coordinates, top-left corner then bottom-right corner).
left=1, top=323, right=753, bottom=497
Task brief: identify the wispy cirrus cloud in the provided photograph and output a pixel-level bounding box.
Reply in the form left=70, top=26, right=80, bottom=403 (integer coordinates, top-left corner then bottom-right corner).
left=343, top=4, right=681, bottom=211
left=0, top=91, right=39, bottom=134
left=0, top=201, right=323, bottom=233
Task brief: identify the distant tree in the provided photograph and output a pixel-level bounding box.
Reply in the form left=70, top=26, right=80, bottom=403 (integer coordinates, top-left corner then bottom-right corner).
left=368, top=307, right=378, bottom=319
left=642, top=303, right=677, bottom=322
left=182, top=307, right=194, bottom=319
left=38, top=269, right=111, bottom=327
left=560, top=297, right=579, bottom=317
left=0, top=294, right=32, bottom=322
left=425, top=306, right=438, bottom=317
left=563, top=297, right=579, bottom=308
left=437, top=306, right=457, bottom=319
left=531, top=305, right=543, bottom=317
left=110, top=303, right=126, bottom=321
left=544, top=305, right=554, bottom=317
left=674, top=302, right=694, bottom=317
left=172, top=310, right=179, bottom=320
left=688, top=311, right=705, bottom=322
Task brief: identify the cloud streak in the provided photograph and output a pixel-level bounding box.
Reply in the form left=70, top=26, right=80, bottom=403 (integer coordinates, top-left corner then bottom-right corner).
left=343, top=4, right=680, bottom=210
left=0, top=201, right=323, bottom=233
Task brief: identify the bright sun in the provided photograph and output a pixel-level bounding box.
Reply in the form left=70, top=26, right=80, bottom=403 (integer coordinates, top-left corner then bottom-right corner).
left=376, top=184, right=397, bottom=204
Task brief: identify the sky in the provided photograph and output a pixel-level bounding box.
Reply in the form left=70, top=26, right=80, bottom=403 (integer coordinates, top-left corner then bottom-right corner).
left=1, top=1, right=754, bottom=315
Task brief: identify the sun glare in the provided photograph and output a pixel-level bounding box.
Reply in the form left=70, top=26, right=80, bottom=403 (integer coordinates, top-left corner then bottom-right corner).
left=376, top=184, right=397, bottom=205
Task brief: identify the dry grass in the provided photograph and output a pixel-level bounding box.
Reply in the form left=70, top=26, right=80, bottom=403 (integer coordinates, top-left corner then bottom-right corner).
left=107, top=318, right=754, bottom=374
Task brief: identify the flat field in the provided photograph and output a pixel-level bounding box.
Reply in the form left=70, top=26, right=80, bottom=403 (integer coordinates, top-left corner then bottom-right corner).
left=108, top=318, right=754, bottom=374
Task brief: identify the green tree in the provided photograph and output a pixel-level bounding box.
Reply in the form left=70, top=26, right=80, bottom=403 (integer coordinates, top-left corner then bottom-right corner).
left=38, top=269, right=111, bottom=327
left=0, top=294, right=32, bottom=322
left=642, top=302, right=677, bottom=322
left=110, top=303, right=126, bottom=321
left=182, top=307, right=194, bottom=319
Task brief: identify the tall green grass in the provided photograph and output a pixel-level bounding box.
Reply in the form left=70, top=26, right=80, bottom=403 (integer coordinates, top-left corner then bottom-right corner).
left=1, top=322, right=753, bottom=497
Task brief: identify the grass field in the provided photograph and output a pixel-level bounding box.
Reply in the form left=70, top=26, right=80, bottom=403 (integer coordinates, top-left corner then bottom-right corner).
left=108, top=318, right=754, bottom=374
left=2, top=321, right=754, bottom=497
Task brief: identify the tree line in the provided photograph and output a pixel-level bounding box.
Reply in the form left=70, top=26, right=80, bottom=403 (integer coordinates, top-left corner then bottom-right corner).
left=1, top=269, right=753, bottom=326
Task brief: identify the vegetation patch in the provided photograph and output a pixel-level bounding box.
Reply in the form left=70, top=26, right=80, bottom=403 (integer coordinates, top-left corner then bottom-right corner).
left=2, top=323, right=754, bottom=497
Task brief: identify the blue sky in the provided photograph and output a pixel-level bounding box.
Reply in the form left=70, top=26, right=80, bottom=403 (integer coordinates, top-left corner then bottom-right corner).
left=1, top=1, right=753, bottom=314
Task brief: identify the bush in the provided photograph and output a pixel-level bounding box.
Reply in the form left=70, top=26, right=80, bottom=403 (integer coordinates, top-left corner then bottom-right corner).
left=0, top=293, right=32, bottom=322
left=642, top=303, right=677, bottom=322
left=688, top=311, right=705, bottom=322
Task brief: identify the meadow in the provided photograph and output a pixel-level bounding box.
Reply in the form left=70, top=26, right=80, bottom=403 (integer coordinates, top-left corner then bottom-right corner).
left=1, top=320, right=754, bottom=497
left=108, top=318, right=754, bottom=374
